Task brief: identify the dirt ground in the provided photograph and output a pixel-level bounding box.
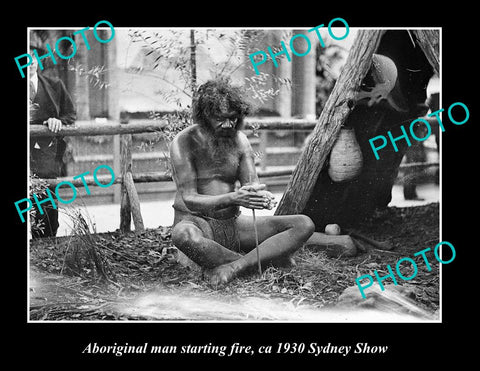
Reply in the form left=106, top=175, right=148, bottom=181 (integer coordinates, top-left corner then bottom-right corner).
left=29, top=203, right=440, bottom=321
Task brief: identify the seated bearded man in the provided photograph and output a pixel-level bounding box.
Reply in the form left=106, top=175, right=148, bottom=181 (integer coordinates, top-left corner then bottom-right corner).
left=170, top=79, right=355, bottom=287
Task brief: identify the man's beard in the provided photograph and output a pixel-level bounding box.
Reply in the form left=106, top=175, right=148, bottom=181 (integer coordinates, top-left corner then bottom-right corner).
left=204, top=127, right=239, bottom=160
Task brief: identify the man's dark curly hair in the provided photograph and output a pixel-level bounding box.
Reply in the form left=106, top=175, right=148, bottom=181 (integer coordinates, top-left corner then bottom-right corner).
left=192, top=79, right=251, bottom=128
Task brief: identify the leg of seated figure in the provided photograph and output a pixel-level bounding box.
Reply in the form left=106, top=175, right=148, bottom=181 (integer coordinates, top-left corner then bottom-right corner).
left=204, top=214, right=315, bottom=287
left=304, top=232, right=357, bottom=257
left=305, top=231, right=351, bottom=246
left=171, top=221, right=242, bottom=269
left=240, top=214, right=316, bottom=267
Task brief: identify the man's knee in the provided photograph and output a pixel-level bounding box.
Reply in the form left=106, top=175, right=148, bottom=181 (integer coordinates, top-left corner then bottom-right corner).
left=294, top=214, right=315, bottom=237
left=172, top=223, right=203, bottom=248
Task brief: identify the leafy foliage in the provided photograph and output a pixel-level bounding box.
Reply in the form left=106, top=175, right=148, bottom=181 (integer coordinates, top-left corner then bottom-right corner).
left=126, top=29, right=293, bottom=155
left=29, top=173, right=49, bottom=235
left=67, top=62, right=110, bottom=89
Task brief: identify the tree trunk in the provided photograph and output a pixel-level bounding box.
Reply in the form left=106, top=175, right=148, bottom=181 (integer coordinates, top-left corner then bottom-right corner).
left=275, top=30, right=385, bottom=216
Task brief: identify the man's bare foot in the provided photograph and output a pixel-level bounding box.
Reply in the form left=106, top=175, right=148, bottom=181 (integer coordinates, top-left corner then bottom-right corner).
left=203, top=263, right=237, bottom=289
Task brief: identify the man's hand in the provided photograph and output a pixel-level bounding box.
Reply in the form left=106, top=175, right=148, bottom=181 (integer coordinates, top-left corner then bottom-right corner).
left=255, top=190, right=277, bottom=209
left=233, top=184, right=277, bottom=210
left=43, top=118, right=62, bottom=133
left=239, top=183, right=266, bottom=192
left=232, top=189, right=270, bottom=209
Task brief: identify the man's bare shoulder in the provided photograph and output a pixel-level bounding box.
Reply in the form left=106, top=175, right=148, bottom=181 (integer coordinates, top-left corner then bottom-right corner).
left=171, top=125, right=202, bottom=149
left=236, top=130, right=253, bottom=152
left=175, top=124, right=201, bottom=140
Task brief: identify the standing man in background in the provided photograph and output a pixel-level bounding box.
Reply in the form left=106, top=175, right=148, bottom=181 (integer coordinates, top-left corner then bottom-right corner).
left=29, top=43, right=76, bottom=237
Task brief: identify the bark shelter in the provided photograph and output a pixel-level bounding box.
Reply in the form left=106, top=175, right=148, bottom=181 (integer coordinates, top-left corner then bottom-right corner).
left=275, top=30, right=439, bottom=230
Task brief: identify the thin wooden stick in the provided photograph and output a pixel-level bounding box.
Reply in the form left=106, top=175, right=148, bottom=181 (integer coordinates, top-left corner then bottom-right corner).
left=249, top=174, right=262, bottom=277
left=252, top=209, right=262, bottom=276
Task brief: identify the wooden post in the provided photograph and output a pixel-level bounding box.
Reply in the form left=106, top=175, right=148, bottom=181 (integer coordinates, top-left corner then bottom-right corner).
left=124, top=171, right=145, bottom=231
left=119, top=114, right=132, bottom=232
left=119, top=114, right=145, bottom=233
left=275, top=30, right=385, bottom=216
left=113, top=136, right=121, bottom=203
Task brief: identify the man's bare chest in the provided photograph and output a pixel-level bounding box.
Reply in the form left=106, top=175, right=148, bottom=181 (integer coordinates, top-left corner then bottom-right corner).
left=193, top=148, right=241, bottom=181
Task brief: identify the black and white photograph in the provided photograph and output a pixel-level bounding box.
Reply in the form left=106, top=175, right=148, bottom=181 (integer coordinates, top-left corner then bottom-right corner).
left=8, top=8, right=476, bottom=364
left=25, top=24, right=442, bottom=322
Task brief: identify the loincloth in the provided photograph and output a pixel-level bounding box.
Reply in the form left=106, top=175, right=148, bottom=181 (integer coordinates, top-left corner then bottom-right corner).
left=173, top=205, right=241, bottom=252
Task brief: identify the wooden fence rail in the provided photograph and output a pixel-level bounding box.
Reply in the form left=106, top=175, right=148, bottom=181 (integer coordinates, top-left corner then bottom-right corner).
left=29, top=118, right=317, bottom=137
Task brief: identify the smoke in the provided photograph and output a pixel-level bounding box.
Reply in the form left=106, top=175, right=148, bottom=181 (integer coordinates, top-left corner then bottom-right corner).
left=113, top=286, right=436, bottom=322
left=30, top=268, right=437, bottom=322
